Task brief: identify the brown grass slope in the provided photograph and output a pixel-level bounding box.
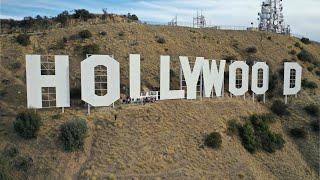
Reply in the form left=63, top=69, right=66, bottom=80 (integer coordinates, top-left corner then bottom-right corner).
left=0, top=20, right=319, bottom=179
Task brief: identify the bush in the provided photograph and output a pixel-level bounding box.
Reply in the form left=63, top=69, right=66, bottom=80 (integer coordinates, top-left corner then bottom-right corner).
left=3, top=144, right=19, bottom=158
left=9, top=61, right=21, bottom=70
left=73, top=9, right=95, bottom=21
left=82, top=44, right=100, bottom=55
left=227, top=120, right=239, bottom=136
left=16, top=34, right=30, bottom=46
left=289, top=128, right=307, bottom=139
left=245, top=46, right=257, bottom=54
left=238, top=114, right=285, bottom=153
left=302, top=79, right=318, bottom=89
left=78, top=30, right=92, bottom=39
left=307, top=66, right=313, bottom=72
left=301, top=37, right=311, bottom=44
left=239, top=123, right=259, bottom=153
left=99, top=31, right=107, bottom=36
left=267, top=36, right=272, bottom=40
left=14, top=156, right=33, bottom=171
left=310, top=120, right=319, bottom=132
left=14, top=111, right=41, bottom=139
left=156, top=36, right=166, bottom=44
left=59, top=119, right=88, bottom=151
left=304, top=104, right=319, bottom=117
left=316, top=70, right=320, bottom=77
left=204, top=132, right=222, bottom=149
left=294, top=42, right=301, bottom=48
left=271, top=100, right=290, bottom=116
left=297, top=50, right=316, bottom=63
left=118, top=31, right=124, bottom=37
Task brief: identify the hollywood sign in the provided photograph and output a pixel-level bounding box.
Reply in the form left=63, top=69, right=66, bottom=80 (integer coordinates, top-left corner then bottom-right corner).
left=25, top=54, right=302, bottom=109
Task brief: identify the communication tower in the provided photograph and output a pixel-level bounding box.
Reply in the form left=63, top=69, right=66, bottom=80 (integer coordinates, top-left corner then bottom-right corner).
left=258, top=0, right=290, bottom=34
left=193, top=11, right=206, bottom=28
left=168, top=15, right=178, bottom=26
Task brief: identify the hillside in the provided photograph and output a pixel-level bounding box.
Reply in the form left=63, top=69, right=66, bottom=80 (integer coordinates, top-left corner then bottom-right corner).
left=0, top=18, right=320, bottom=179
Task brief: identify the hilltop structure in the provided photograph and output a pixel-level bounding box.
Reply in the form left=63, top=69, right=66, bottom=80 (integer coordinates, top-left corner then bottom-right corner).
left=258, top=0, right=290, bottom=34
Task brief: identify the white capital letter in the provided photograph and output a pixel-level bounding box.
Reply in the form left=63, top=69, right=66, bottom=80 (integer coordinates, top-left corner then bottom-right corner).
left=202, top=60, right=225, bottom=97
left=129, top=54, right=141, bottom=99
left=180, top=56, right=204, bottom=99
left=229, top=61, right=249, bottom=96
left=283, top=62, right=302, bottom=95
left=160, top=56, right=185, bottom=100
left=81, top=55, right=120, bottom=106
left=26, top=55, right=70, bottom=109
left=252, top=62, right=269, bottom=95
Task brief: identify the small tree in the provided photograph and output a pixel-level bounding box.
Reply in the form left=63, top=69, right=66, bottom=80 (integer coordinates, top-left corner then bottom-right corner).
left=301, top=37, right=311, bottom=44
left=289, top=128, right=307, bottom=139
left=204, top=132, right=222, bottom=149
left=16, top=34, right=31, bottom=46
left=14, top=111, right=41, bottom=139
left=59, top=119, right=88, bottom=151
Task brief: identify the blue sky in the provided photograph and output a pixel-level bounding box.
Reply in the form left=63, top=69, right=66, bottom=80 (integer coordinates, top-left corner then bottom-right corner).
left=1, top=0, right=320, bottom=41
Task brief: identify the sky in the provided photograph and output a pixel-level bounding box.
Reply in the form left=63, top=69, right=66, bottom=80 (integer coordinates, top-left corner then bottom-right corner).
left=1, top=0, right=320, bottom=41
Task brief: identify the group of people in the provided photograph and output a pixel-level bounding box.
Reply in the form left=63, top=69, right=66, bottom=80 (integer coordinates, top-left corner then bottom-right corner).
left=122, top=96, right=157, bottom=105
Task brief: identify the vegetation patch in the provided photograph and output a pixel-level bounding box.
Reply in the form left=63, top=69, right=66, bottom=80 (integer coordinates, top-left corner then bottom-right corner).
left=270, top=100, right=290, bottom=116
left=204, top=132, right=222, bottom=149
left=81, top=44, right=100, bottom=56
left=14, top=156, right=33, bottom=172
left=16, top=34, right=31, bottom=46
left=59, top=119, right=88, bottom=151
left=302, top=78, right=318, bottom=89
left=0, top=155, right=13, bottom=179
left=156, top=36, right=166, bottom=44
left=289, top=128, right=307, bottom=139
left=238, top=114, right=285, bottom=153
left=297, top=50, right=317, bottom=63
left=300, top=37, right=311, bottom=45
left=14, top=111, right=41, bottom=139
left=304, top=104, right=319, bottom=117
left=227, top=120, right=239, bottom=136
left=310, top=120, right=319, bottom=132
left=245, top=46, right=257, bottom=54
left=79, top=30, right=92, bottom=39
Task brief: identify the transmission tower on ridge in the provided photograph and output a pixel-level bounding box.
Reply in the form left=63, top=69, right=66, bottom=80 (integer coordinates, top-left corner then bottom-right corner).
left=168, top=15, right=178, bottom=26
left=193, top=11, right=206, bottom=28
left=258, top=0, right=290, bottom=34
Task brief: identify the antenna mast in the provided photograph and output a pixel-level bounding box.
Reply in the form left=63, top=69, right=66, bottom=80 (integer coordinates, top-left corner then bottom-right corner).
left=258, top=0, right=290, bottom=34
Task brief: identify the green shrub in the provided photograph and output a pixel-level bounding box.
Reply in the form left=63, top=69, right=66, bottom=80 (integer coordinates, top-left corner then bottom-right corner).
left=249, top=114, right=276, bottom=124
left=156, top=36, right=166, bottom=44
left=289, top=128, right=307, bottom=139
left=316, top=70, right=320, bottom=77
left=78, top=30, right=92, bottom=39
left=0, top=155, right=13, bottom=180
left=302, top=79, right=318, bottom=89
left=3, top=144, right=19, bottom=158
left=301, top=37, right=311, bottom=44
left=271, top=100, right=290, bottom=116
left=14, top=111, right=41, bottom=139
left=204, top=132, right=222, bottom=149
left=245, top=46, right=257, bottom=53
left=304, top=104, right=319, bottom=117
left=118, top=31, right=124, bottom=37
left=239, top=123, right=259, bottom=153
left=16, top=34, right=31, bottom=46
left=297, top=50, right=316, bottom=63
left=227, top=120, right=239, bottom=136
left=82, top=44, right=100, bottom=55
left=59, top=119, right=88, bottom=151
left=310, top=120, right=319, bottom=132
left=14, top=156, right=33, bottom=171
left=9, top=61, right=21, bottom=70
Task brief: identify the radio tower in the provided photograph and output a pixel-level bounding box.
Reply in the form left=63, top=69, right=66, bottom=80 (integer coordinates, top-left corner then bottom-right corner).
left=258, top=0, right=290, bottom=34
left=193, top=11, right=206, bottom=28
